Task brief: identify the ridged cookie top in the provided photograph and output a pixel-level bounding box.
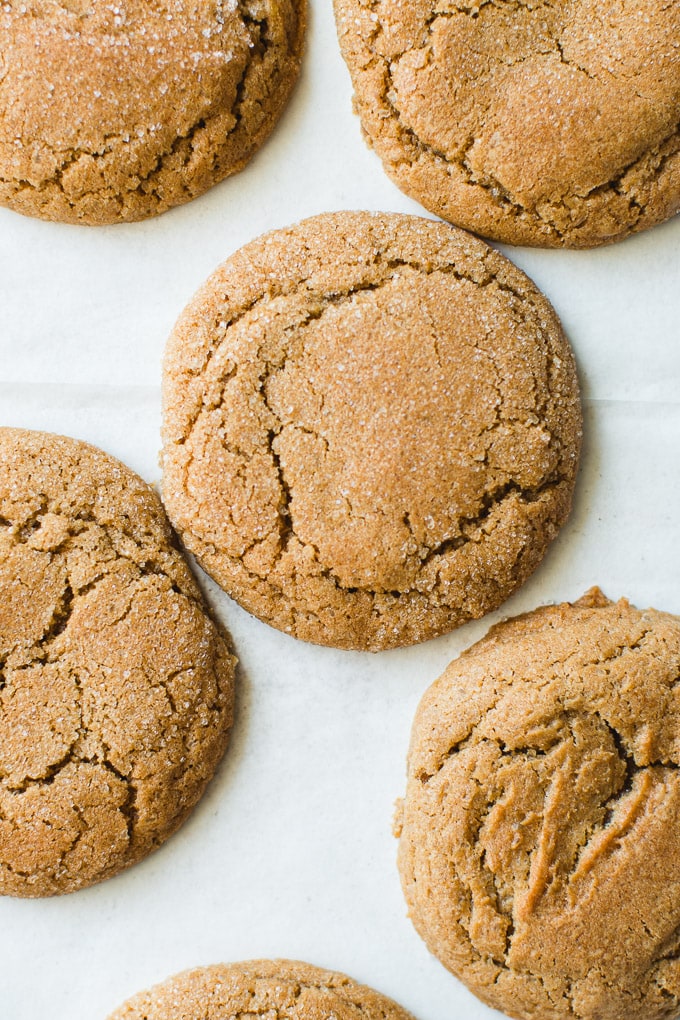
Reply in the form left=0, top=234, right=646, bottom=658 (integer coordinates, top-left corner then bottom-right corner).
left=0, top=428, right=235, bottom=896
left=398, top=589, right=680, bottom=1020
left=334, top=0, right=680, bottom=248
left=162, top=211, right=581, bottom=651
left=108, top=959, right=416, bottom=1020
left=0, top=0, right=305, bottom=223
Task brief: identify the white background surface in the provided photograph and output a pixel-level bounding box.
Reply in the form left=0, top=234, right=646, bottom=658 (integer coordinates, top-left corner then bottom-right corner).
left=1, top=2, right=680, bottom=1018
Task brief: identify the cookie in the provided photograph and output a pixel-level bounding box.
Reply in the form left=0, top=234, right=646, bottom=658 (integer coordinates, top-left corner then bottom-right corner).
left=162, top=211, right=581, bottom=651
left=396, top=588, right=680, bottom=1020
left=107, top=959, right=416, bottom=1020
left=0, top=428, right=236, bottom=896
left=0, top=0, right=305, bottom=225
left=334, top=0, right=680, bottom=248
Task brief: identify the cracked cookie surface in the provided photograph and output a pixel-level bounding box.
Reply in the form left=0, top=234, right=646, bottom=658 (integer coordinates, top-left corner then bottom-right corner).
left=162, top=211, right=581, bottom=651
left=0, top=0, right=305, bottom=225
left=0, top=428, right=236, bottom=896
left=334, top=0, right=680, bottom=248
left=108, top=959, right=416, bottom=1020
left=397, top=588, right=680, bottom=1020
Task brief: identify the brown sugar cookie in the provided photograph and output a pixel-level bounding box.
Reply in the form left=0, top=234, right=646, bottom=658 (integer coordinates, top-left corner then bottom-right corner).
left=334, top=0, right=680, bottom=248
left=396, top=588, right=680, bottom=1020
left=0, top=428, right=236, bottom=897
left=0, top=0, right=305, bottom=225
left=107, top=959, right=416, bottom=1020
left=162, top=211, right=581, bottom=652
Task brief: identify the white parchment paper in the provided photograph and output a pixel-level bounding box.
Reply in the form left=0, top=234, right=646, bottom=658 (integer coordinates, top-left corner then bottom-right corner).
left=1, top=3, right=679, bottom=1018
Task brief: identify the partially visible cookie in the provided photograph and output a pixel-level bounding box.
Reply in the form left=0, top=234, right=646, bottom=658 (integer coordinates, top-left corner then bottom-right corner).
left=0, top=0, right=305, bottom=225
left=162, top=210, right=581, bottom=651
left=0, top=428, right=236, bottom=896
left=107, top=959, right=416, bottom=1020
left=334, top=0, right=680, bottom=248
left=397, top=588, right=680, bottom=1020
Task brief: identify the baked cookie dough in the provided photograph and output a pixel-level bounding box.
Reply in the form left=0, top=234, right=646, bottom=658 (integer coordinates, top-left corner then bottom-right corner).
left=162, top=211, right=581, bottom=651
left=0, top=428, right=235, bottom=896
left=397, top=588, right=680, bottom=1020
left=0, top=0, right=305, bottom=225
left=334, top=0, right=680, bottom=248
left=107, top=959, right=416, bottom=1020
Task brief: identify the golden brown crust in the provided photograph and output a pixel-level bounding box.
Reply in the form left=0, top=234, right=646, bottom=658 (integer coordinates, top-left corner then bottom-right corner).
left=333, top=0, right=680, bottom=248
left=107, top=959, right=417, bottom=1020
left=0, top=0, right=305, bottom=225
left=161, top=211, right=582, bottom=651
left=0, top=428, right=236, bottom=896
left=398, top=590, right=680, bottom=1020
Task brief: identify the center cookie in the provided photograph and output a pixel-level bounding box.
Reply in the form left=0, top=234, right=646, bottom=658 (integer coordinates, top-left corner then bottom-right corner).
left=162, top=212, right=581, bottom=651
left=334, top=0, right=680, bottom=248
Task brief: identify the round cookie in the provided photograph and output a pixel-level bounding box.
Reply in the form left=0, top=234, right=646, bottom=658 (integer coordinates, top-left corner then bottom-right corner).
left=162, top=211, right=581, bottom=651
left=107, top=959, right=416, bottom=1020
left=0, top=0, right=305, bottom=225
left=334, top=0, right=680, bottom=248
left=0, top=428, right=236, bottom=896
left=397, top=588, right=680, bottom=1020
